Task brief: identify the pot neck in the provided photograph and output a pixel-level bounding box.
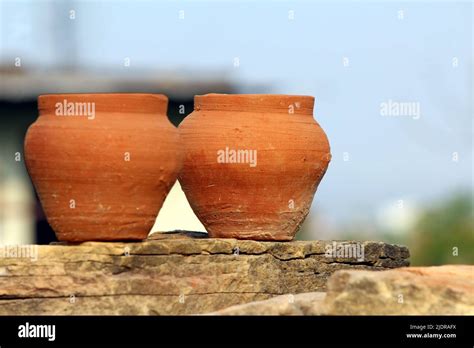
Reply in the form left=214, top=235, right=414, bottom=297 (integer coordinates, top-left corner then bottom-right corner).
left=38, top=94, right=168, bottom=115
left=194, top=94, right=314, bottom=115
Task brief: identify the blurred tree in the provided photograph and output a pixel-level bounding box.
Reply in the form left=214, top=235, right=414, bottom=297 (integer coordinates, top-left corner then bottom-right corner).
left=298, top=191, right=473, bottom=268
left=408, top=191, right=473, bottom=266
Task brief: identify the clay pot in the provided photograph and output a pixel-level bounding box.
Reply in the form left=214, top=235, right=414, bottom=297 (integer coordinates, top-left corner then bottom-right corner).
left=179, top=94, right=331, bottom=241
left=24, top=94, right=182, bottom=242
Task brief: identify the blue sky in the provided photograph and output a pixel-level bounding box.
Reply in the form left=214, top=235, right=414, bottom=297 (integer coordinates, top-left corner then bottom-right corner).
left=1, top=0, right=472, bottom=226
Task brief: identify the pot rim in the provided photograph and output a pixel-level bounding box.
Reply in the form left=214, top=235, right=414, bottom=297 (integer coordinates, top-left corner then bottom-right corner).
left=194, top=93, right=314, bottom=115
left=38, top=93, right=168, bottom=114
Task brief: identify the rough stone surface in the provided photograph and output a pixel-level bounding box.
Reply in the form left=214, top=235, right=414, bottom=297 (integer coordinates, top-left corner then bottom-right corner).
left=0, top=232, right=409, bottom=315
left=209, top=265, right=474, bottom=315
left=209, top=292, right=326, bottom=315
left=322, top=265, right=474, bottom=315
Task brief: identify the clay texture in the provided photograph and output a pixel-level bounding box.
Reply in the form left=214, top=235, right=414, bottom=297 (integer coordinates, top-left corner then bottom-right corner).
left=24, top=94, right=181, bottom=241
left=179, top=94, right=331, bottom=240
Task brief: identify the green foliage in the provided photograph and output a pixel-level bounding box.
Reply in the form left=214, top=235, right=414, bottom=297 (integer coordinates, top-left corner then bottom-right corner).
left=408, top=191, right=474, bottom=266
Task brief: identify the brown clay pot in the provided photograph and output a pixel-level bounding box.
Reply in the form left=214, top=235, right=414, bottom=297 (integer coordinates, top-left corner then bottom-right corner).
left=179, top=94, right=331, bottom=241
left=24, top=93, right=182, bottom=242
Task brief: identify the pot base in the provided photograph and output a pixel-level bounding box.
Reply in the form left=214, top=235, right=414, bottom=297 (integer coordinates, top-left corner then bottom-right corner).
left=55, top=231, right=149, bottom=243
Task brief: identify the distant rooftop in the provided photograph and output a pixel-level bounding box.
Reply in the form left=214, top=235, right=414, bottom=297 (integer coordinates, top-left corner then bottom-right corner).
left=0, top=67, right=266, bottom=101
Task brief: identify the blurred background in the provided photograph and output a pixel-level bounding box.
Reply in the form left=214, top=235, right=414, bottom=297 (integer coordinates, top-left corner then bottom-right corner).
left=0, top=0, right=472, bottom=266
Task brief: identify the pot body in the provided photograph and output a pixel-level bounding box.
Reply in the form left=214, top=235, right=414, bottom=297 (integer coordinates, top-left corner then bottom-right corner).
left=179, top=94, right=331, bottom=241
left=24, top=94, right=182, bottom=242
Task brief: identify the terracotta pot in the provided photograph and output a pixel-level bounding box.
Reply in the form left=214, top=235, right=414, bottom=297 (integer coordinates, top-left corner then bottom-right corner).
left=179, top=94, right=331, bottom=241
left=24, top=94, right=182, bottom=242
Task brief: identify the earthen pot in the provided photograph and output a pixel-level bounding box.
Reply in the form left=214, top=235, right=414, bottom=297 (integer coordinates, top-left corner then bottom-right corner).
left=179, top=94, right=331, bottom=241
left=24, top=93, right=182, bottom=242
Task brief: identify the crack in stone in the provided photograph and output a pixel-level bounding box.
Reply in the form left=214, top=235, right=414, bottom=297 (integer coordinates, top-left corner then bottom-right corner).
left=0, top=291, right=285, bottom=301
